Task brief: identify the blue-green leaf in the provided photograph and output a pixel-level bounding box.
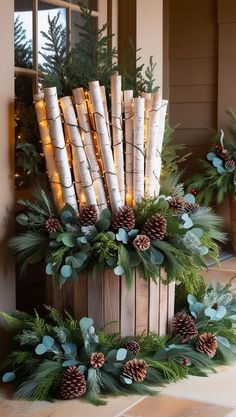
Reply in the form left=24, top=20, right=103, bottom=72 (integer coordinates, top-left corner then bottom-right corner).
left=114, top=265, right=125, bottom=276
left=120, top=375, right=132, bottom=384
left=99, top=208, right=112, bottom=220
left=150, top=247, right=164, bottom=265
left=106, top=349, right=118, bottom=363
left=184, top=194, right=196, bottom=204
left=217, top=336, right=231, bottom=348
left=79, top=317, right=93, bottom=330
left=42, top=335, right=55, bottom=348
left=62, top=343, right=77, bottom=354
left=116, top=348, right=127, bottom=361
left=2, top=372, right=15, bottom=383
left=61, top=210, right=74, bottom=224
left=61, top=265, right=73, bottom=278
left=62, top=359, right=79, bottom=367
left=116, top=228, right=129, bottom=244
left=96, top=218, right=110, bottom=231
left=46, top=263, right=55, bottom=275
left=35, top=343, right=47, bottom=355
left=128, top=229, right=139, bottom=239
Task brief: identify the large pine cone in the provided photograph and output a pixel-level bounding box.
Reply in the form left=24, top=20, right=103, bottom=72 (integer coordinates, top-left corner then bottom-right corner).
left=184, top=202, right=200, bottom=213
left=168, top=196, right=186, bottom=213
left=59, top=366, right=86, bottom=400
left=123, top=359, right=147, bottom=382
left=78, top=203, right=98, bottom=226
left=142, top=214, right=167, bottom=241
left=133, top=234, right=150, bottom=251
left=44, top=218, right=61, bottom=233
left=126, top=339, right=141, bottom=355
left=90, top=352, right=105, bottom=369
left=195, top=333, right=218, bottom=358
left=111, top=206, right=135, bottom=231
left=172, top=312, right=198, bottom=343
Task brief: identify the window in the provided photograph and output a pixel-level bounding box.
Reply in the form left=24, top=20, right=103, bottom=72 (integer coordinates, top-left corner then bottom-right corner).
left=14, top=0, right=101, bottom=190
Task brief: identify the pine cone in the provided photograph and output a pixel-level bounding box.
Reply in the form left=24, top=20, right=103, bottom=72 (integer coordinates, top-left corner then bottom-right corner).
left=111, top=206, right=135, bottom=232
left=59, top=366, right=86, bottom=400
left=172, top=312, right=198, bottom=343
left=90, top=352, right=105, bottom=369
left=78, top=203, right=98, bottom=226
left=44, top=218, right=60, bottom=233
left=168, top=196, right=186, bottom=213
left=133, top=234, right=150, bottom=251
left=123, top=359, right=147, bottom=382
left=195, top=333, right=218, bottom=358
left=126, top=339, right=141, bottom=355
left=184, top=202, right=200, bottom=213
left=142, top=214, right=167, bottom=241
left=225, top=159, right=236, bottom=172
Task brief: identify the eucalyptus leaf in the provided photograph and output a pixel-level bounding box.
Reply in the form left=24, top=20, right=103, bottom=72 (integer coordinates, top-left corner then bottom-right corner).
left=62, top=359, right=79, bottom=367
left=46, top=262, right=55, bottom=275
left=61, top=265, right=73, bottom=278
left=79, top=317, right=93, bottom=330
left=35, top=343, right=47, bottom=355
left=217, top=336, right=231, bottom=348
left=61, top=342, right=77, bottom=355
left=99, top=208, right=112, bottom=220
left=2, top=372, right=16, bottom=383
left=114, top=265, right=125, bottom=276
left=120, top=375, right=132, bottom=384
left=106, top=349, right=118, bottom=363
left=61, top=210, right=74, bottom=224
left=128, top=229, right=139, bottom=239
left=116, top=228, right=129, bottom=244
left=96, top=218, right=110, bottom=231
left=116, top=348, right=127, bottom=361
left=42, top=335, right=55, bottom=349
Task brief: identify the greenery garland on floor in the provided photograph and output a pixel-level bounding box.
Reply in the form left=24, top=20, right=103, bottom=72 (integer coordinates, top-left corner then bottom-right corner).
left=10, top=184, right=226, bottom=292
left=1, top=280, right=236, bottom=405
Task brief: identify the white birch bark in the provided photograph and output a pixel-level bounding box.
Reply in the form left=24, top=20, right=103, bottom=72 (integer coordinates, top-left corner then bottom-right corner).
left=141, top=91, right=152, bottom=147
left=154, top=99, right=168, bottom=197
left=124, top=90, right=134, bottom=207
left=34, top=92, right=63, bottom=210
left=145, top=92, right=162, bottom=197
left=100, top=85, right=111, bottom=142
left=60, top=96, right=98, bottom=207
left=43, top=87, right=78, bottom=213
left=89, top=80, right=122, bottom=211
left=133, top=97, right=145, bottom=204
left=111, top=74, right=125, bottom=204
left=73, top=87, right=107, bottom=210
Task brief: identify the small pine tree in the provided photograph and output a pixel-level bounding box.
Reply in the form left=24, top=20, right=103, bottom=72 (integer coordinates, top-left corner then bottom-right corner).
left=14, top=16, right=32, bottom=68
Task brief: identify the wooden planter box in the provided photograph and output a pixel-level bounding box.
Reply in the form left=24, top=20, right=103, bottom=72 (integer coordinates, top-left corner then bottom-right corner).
left=230, top=194, right=236, bottom=254
left=46, top=270, right=175, bottom=336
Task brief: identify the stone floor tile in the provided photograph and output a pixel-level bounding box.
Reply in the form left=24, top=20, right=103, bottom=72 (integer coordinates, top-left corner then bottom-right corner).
left=123, top=395, right=233, bottom=417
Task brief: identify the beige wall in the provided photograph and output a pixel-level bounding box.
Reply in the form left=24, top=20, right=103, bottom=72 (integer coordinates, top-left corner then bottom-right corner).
left=136, top=0, right=163, bottom=92
left=0, top=0, right=15, bottom=355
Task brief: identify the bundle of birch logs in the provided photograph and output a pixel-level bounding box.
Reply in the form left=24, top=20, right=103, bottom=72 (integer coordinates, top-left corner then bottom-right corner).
left=34, top=74, right=168, bottom=214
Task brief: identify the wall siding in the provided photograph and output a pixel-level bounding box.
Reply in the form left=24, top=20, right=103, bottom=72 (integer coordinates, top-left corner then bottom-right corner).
left=168, top=0, right=218, bottom=175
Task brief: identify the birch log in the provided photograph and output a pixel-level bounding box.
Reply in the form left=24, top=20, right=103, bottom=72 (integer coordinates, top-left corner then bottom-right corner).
left=73, top=87, right=107, bottom=210
left=145, top=92, right=162, bottom=197
left=124, top=90, right=133, bottom=207
left=44, top=87, right=78, bottom=213
left=34, top=92, right=63, bottom=210
left=141, top=91, right=152, bottom=147
left=60, top=96, right=98, bottom=207
left=133, top=97, right=145, bottom=204
left=89, top=80, right=122, bottom=211
left=111, top=74, right=125, bottom=204
left=100, top=85, right=111, bottom=142
left=154, top=99, right=168, bottom=197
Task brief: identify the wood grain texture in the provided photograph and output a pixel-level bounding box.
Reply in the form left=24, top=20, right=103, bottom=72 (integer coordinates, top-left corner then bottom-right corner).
left=73, top=273, right=88, bottom=320
left=120, top=277, right=135, bottom=336
left=135, top=271, right=149, bottom=335
left=159, top=281, right=168, bottom=335
left=149, top=279, right=159, bottom=332
left=87, top=271, right=104, bottom=329
left=103, top=269, right=120, bottom=333
left=167, top=282, right=175, bottom=333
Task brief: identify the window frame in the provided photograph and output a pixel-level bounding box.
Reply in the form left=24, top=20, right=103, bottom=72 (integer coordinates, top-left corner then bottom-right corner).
left=14, top=0, right=100, bottom=91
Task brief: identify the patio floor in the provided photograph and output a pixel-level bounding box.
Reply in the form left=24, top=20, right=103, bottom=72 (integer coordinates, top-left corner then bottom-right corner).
left=1, top=256, right=236, bottom=417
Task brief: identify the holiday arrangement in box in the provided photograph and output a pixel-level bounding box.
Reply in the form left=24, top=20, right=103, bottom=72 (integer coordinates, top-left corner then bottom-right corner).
left=189, top=110, right=236, bottom=252
left=1, top=280, right=236, bottom=404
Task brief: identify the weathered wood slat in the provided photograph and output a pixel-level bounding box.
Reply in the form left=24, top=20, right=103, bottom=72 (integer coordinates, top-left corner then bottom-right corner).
left=167, top=281, right=175, bottom=333
left=103, top=269, right=120, bottom=333
left=135, top=271, right=149, bottom=335
left=87, top=271, right=104, bottom=329
left=73, top=274, right=88, bottom=320
left=149, top=279, right=160, bottom=332
left=120, top=277, right=136, bottom=336
left=159, top=281, right=168, bottom=335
